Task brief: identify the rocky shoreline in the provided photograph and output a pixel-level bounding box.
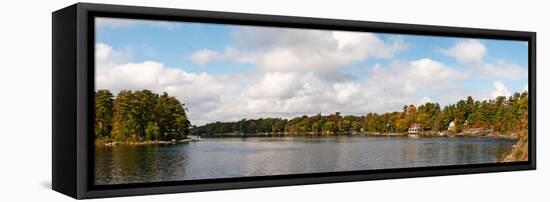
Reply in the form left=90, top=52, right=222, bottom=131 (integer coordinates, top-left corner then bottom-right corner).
left=501, top=130, right=529, bottom=162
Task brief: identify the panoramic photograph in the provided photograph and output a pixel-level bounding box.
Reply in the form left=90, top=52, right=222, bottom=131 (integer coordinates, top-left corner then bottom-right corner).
left=94, top=17, right=529, bottom=185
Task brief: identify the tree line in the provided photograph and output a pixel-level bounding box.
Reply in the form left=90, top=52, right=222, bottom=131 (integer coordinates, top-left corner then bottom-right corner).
left=192, top=91, right=528, bottom=136
left=95, top=89, right=191, bottom=142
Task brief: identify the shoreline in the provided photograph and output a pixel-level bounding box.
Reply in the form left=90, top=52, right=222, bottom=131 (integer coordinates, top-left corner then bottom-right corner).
left=197, top=131, right=519, bottom=140
left=95, top=137, right=201, bottom=146
left=95, top=130, right=519, bottom=146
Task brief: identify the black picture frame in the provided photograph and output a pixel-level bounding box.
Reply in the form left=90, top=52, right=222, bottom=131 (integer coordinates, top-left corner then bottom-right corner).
left=52, top=3, right=536, bottom=199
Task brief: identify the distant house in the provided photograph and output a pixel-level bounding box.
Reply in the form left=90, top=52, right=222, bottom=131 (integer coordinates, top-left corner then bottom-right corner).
left=408, top=123, right=423, bottom=134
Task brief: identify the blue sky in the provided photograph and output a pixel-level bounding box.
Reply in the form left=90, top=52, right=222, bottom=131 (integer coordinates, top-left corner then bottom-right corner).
left=95, top=17, right=529, bottom=125
left=96, top=20, right=251, bottom=74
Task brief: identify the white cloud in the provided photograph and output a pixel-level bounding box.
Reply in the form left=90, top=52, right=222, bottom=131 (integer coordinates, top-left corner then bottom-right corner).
left=96, top=60, right=232, bottom=105
left=333, top=82, right=360, bottom=104
left=358, top=58, right=469, bottom=112
left=331, top=31, right=406, bottom=59
left=97, top=61, right=164, bottom=90
left=190, top=47, right=255, bottom=66
left=442, top=40, right=527, bottom=81
left=481, top=60, right=527, bottom=80
left=190, top=27, right=407, bottom=81
left=243, top=72, right=302, bottom=100
left=95, top=42, right=131, bottom=68
left=491, top=81, right=511, bottom=98
left=441, top=39, right=486, bottom=65
left=235, top=72, right=327, bottom=116
left=95, top=43, right=112, bottom=61
left=190, top=49, right=219, bottom=66
left=367, top=58, right=466, bottom=95
left=524, top=84, right=528, bottom=92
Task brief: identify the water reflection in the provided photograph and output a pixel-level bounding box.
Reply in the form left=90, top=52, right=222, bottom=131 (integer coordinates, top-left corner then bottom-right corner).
left=95, top=136, right=515, bottom=185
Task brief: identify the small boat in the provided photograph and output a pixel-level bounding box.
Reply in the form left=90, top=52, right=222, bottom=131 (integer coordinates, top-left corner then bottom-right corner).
left=187, top=135, right=203, bottom=142
left=105, top=141, right=118, bottom=146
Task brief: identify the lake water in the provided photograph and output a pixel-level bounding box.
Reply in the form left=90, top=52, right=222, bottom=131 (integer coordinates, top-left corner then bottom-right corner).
left=95, top=136, right=515, bottom=185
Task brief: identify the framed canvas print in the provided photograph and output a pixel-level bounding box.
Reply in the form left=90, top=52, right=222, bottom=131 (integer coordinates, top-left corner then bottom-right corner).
left=52, top=3, right=536, bottom=199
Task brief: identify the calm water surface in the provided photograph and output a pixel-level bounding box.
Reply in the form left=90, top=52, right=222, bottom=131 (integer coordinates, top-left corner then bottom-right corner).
left=95, top=136, right=515, bottom=185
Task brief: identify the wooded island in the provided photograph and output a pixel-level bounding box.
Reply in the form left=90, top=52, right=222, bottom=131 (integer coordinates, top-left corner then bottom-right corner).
left=95, top=90, right=191, bottom=143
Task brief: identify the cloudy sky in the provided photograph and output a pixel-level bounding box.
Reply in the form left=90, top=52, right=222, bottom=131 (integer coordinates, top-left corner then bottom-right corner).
left=95, top=17, right=528, bottom=126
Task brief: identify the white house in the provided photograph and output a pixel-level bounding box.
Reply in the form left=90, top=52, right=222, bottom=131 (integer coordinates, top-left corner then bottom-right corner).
left=408, top=123, right=423, bottom=134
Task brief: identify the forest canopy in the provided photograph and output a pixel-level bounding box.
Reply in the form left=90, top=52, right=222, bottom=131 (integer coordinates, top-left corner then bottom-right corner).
left=192, top=92, right=528, bottom=137
left=95, top=89, right=191, bottom=142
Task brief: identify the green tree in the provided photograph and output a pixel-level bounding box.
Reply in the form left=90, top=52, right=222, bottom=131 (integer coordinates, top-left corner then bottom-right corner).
left=145, top=122, right=160, bottom=141
left=133, top=90, right=158, bottom=139
left=95, top=90, right=114, bottom=139
left=111, top=90, right=137, bottom=141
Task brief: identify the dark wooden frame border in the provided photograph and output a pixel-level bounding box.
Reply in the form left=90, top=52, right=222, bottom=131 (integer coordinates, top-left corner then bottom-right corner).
left=52, top=3, right=536, bottom=199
